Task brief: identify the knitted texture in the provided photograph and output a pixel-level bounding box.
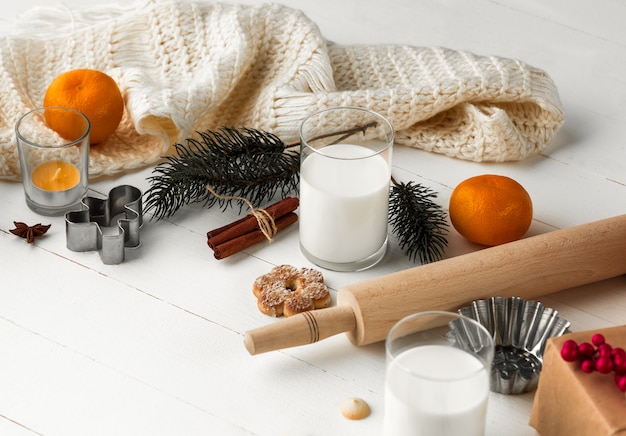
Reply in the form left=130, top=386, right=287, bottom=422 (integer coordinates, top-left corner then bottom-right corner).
left=0, top=0, right=564, bottom=181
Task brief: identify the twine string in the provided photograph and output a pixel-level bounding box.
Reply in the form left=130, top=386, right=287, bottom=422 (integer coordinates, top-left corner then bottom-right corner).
left=206, top=185, right=278, bottom=242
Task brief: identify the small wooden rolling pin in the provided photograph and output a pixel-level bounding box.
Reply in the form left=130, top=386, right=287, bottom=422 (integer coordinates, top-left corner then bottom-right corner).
left=244, top=214, right=626, bottom=355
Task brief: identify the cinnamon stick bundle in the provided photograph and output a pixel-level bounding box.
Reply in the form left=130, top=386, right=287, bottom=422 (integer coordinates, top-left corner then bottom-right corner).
left=207, top=197, right=299, bottom=259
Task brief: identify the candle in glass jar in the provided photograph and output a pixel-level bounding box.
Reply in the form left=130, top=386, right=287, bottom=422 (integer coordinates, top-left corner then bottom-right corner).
left=299, top=143, right=389, bottom=264
left=31, top=160, right=80, bottom=191
left=16, top=107, right=90, bottom=215
left=383, top=345, right=490, bottom=436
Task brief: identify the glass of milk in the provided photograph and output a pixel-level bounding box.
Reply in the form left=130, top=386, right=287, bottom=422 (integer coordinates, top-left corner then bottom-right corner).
left=383, top=311, right=495, bottom=436
left=298, top=107, right=393, bottom=271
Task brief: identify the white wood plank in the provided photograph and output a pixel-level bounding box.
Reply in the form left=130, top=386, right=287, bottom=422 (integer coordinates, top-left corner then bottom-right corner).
left=0, top=415, right=40, bottom=436
left=1, top=1, right=625, bottom=435
left=0, top=318, right=250, bottom=436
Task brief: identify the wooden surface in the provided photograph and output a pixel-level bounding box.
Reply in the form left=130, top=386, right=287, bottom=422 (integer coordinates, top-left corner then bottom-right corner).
left=2, top=1, right=626, bottom=435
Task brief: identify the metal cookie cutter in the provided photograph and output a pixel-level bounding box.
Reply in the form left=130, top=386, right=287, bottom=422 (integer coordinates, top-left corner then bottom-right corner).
left=65, top=185, right=143, bottom=264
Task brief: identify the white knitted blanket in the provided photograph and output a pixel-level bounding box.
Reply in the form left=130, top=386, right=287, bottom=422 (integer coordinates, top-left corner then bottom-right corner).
left=0, top=0, right=564, bottom=181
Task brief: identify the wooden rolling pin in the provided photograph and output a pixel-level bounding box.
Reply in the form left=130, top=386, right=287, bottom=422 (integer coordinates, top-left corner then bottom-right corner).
left=244, top=214, right=626, bottom=355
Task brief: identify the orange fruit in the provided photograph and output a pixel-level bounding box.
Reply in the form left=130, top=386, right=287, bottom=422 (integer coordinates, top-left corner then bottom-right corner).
left=43, top=69, right=124, bottom=144
left=449, top=174, right=533, bottom=246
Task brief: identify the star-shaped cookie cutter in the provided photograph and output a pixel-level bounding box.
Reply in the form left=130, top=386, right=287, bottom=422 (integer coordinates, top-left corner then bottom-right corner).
left=65, top=185, right=143, bottom=264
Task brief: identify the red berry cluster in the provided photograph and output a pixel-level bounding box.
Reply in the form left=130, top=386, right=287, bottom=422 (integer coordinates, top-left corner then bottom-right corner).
left=560, top=333, right=626, bottom=392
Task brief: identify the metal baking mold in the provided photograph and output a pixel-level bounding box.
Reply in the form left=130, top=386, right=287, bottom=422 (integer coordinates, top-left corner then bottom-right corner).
left=458, top=296, right=570, bottom=395
left=65, top=185, right=143, bottom=265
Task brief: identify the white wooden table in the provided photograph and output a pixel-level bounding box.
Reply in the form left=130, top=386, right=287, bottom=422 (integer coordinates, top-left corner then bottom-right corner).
left=1, top=1, right=625, bottom=435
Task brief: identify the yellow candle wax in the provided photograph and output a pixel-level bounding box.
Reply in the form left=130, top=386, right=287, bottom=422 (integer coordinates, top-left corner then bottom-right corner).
left=31, top=160, right=80, bottom=191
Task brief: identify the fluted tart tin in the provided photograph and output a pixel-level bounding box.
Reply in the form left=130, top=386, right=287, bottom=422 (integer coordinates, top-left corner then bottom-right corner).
left=459, top=296, right=570, bottom=394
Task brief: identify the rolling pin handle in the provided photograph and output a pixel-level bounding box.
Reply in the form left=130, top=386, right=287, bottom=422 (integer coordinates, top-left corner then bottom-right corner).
left=244, top=305, right=356, bottom=355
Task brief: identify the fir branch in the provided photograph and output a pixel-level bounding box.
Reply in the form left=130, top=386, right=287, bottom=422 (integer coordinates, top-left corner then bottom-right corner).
left=144, top=127, right=299, bottom=220
left=388, top=181, right=449, bottom=264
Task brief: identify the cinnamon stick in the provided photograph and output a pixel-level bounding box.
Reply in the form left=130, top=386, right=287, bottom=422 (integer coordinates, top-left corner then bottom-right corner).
left=212, top=212, right=299, bottom=259
left=207, top=197, right=299, bottom=248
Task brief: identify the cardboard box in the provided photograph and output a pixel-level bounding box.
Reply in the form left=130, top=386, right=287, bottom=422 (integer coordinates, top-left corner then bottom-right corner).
left=529, top=325, right=626, bottom=435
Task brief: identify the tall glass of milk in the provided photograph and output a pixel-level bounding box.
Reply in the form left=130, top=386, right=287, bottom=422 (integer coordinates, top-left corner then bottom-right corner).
left=299, top=107, right=393, bottom=271
left=384, top=311, right=495, bottom=436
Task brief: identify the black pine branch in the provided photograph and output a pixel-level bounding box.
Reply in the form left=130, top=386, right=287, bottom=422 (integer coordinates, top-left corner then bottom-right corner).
left=388, top=181, right=449, bottom=264
left=144, top=127, right=300, bottom=220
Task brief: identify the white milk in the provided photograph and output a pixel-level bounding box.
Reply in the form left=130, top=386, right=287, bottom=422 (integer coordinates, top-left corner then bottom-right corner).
left=383, top=345, right=490, bottom=436
left=299, top=143, right=389, bottom=264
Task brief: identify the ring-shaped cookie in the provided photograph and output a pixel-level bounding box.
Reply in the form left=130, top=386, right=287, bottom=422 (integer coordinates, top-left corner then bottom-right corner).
left=253, top=265, right=331, bottom=317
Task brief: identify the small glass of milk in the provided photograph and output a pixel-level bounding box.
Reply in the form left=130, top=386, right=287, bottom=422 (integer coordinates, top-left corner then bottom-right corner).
left=298, top=107, right=393, bottom=271
left=383, top=311, right=495, bottom=436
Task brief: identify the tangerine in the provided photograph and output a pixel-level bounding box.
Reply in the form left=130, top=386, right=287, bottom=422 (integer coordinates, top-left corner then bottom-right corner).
left=43, top=69, right=124, bottom=144
left=449, top=174, right=533, bottom=246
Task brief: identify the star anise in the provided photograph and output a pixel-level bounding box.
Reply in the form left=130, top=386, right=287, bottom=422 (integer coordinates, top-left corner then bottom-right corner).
left=10, top=221, right=51, bottom=243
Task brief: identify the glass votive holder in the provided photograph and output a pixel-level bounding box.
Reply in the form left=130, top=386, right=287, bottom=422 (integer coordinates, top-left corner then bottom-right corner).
left=383, top=311, right=495, bottom=436
left=16, top=107, right=90, bottom=216
left=298, top=107, right=393, bottom=271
